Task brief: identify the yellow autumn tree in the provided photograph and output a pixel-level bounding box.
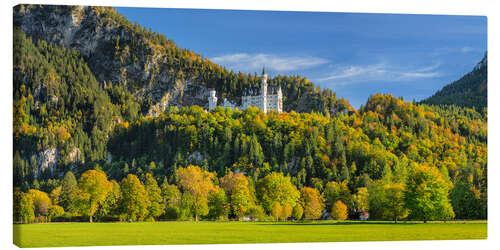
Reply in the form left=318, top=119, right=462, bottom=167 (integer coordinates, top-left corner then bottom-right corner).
left=271, top=202, right=282, bottom=221
left=74, top=169, right=112, bottom=222
left=27, top=189, right=52, bottom=218
left=330, top=200, right=348, bottom=221
left=300, top=187, right=324, bottom=219
left=220, top=171, right=247, bottom=197
left=176, top=165, right=216, bottom=221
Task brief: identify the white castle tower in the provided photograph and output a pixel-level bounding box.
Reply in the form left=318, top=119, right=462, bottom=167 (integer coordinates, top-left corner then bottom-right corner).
left=277, top=85, right=283, bottom=113
left=261, top=67, right=268, bottom=113
left=208, top=89, right=217, bottom=110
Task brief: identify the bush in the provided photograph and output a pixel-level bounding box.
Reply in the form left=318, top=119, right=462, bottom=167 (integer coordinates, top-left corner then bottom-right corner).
left=164, top=206, right=180, bottom=220
left=247, top=205, right=266, bottom=221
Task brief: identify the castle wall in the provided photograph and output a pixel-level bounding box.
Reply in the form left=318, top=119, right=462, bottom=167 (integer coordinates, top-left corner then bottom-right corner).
left=239, top=93, right=282, bottom=112
left=208, top=69, right=282, bottom=113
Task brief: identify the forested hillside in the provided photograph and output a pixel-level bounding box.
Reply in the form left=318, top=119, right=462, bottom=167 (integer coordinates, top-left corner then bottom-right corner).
left=13, top=4, right=487, bottom=223
left=14, top=5, right=352, bottom=116
left=14, top=27, right=140, bottom=184
left=421, top=53, right=487, bottom=111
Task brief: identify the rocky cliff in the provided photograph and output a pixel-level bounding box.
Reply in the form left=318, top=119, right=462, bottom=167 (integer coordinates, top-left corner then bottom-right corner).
left=14, top=5, right=211, bottom=114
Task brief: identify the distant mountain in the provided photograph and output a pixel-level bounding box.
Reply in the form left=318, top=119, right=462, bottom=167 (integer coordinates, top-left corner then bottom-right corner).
left=421, top=53, right=487, bottom=111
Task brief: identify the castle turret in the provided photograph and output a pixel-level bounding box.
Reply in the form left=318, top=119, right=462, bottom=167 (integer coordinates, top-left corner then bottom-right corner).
left=208, top=89, right=217, bottom=110
left=277, top=85, right=283, bottom=113
left=261, top=67, right=268, bottom=113
left=261, top=67, right=268, bottom=95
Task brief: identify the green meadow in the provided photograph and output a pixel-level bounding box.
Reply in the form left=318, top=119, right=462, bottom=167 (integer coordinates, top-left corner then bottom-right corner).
left=13, top=220, right=487, bottom=248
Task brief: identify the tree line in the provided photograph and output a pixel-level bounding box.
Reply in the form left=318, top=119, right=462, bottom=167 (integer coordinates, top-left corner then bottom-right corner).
left=14, top=162, right=455, bottom=223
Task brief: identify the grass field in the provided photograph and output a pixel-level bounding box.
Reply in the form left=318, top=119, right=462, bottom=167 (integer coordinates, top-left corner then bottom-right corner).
left=13, top=220, right=487, bottom=248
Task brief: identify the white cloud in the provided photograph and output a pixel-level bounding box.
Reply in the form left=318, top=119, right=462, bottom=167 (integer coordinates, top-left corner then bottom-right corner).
left=211, top=53, right=328, bottom=72
left=460, top=46, right=480, bottom=53
left=431, top=46, right=482, bottom=57
left=316, top=64, right=386, bottom=82
left=315, top=62, right=441, bottom=85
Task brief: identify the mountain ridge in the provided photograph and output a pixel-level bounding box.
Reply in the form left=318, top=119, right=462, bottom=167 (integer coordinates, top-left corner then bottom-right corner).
left=421, top=52, right=487, bottom=111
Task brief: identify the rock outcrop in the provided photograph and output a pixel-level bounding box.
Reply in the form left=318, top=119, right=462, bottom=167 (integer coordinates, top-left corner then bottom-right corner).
left=37, top=148, right=58, bottom=176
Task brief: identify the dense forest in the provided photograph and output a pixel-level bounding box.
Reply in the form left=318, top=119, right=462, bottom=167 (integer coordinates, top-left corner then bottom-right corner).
left=421, top=53, right=487, bottom=111
left=13, top=5, right=487, bottom=223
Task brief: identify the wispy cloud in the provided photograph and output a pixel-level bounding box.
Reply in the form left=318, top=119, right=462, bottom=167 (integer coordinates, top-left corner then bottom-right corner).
left=211, top=53, right=328, bottom=72
left=315, top=62, right=441, bottom=85
left=460, top=46, right=480, bottom=53
left=431, top=46, right=484, bottom=57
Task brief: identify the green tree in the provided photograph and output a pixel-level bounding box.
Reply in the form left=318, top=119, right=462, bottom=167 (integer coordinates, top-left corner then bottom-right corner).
left=247, top=204, right=266, bottom=221
left=257, top=172, right=300, bottom=214
left=60, top=171, right=78, bottom=213
left=145, top=173, right=164, bottom=219
left=48, top=205, right=65, bottom=222
left=450, top=180, right=482, bottom=219
left=49, top=186, right=62, bottom=206
left=248, top=134, right=264, bottom=167
left=230, top=174, right=252, bottom=220
left=13, top=189, right=24, bottom=222
left=179, top=192, right=195, bottom=220
left=162, top=182, right=182, bottom=209
left=119, top=174, right=150, bottom=221
left=208, top=187, right=229, bottom=220
left=324, top=181, right=351, bottom=212
left=18, top=192, right=35, bottom=223
left=405, top=164, right=454, bottom=222
left=382, top=183, right=408, bottom=222
left=292, top=204, right=304, bottom=220
left=96, top=180, right=121, bottom=220
left=367, top=181, right=385, bottom=219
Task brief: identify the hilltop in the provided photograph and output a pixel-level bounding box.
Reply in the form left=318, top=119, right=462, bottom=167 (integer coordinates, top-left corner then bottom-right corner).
left=421, top=53, right=487, bottom=111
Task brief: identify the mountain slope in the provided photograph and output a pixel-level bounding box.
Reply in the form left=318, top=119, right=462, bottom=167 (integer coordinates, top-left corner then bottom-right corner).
left=13, top=27, right=133, bottom=185
left=421, top=53, right=487, bottom=111
left=13, top=4, right=353, bottom=116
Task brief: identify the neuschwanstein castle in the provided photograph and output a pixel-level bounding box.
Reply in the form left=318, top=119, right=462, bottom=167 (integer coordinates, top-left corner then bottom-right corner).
left=208, top=68, right=283, bottom=113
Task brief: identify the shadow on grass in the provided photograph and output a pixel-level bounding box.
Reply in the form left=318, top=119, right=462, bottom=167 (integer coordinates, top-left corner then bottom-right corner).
left=257, top=221, right=420, bottom=226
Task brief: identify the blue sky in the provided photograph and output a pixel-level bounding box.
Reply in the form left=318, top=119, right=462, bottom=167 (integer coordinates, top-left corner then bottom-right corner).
left=115, top=7, right=487, bottom=108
